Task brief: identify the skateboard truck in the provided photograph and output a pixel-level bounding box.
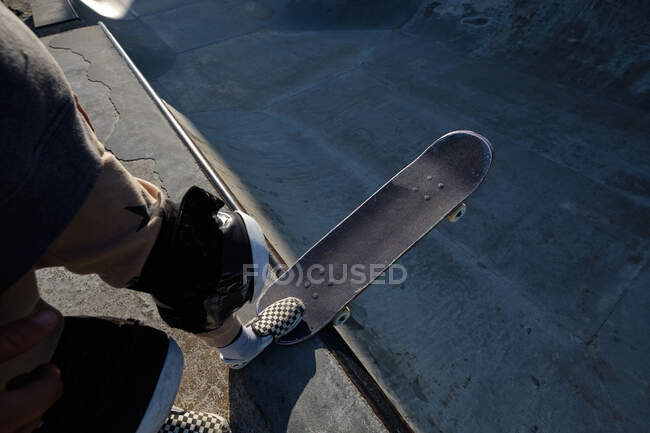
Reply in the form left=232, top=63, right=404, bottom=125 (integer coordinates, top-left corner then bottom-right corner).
left=447, top=202, right=467, bottom=222
left=332, top=306, right=352, bottom=326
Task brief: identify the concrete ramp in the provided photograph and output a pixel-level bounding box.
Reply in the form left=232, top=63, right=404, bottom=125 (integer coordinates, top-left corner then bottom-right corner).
left=68, top=0, right=650, bottom=105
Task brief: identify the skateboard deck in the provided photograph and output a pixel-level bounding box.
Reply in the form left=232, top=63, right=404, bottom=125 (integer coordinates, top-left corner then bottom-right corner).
left=256, top=130, right=494, bottom=344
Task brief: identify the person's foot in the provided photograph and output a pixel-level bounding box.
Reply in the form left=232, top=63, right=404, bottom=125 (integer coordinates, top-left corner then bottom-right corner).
left=159, top=406, right=230, bottom=433
left=130, top=186, right=269, bottom=333
left=41, top=317, right=183, bottom=433
left=218, top=297, right=304, bottom=369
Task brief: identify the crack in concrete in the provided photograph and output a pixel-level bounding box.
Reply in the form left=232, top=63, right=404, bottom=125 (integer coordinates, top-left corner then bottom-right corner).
left=46, top=43, right=170, bottom=194
left=114, top=154, right=169, bottom=195
left=261, top=68, right=357, bottom=110
left=174, top=28, right=267, bottom=56
left=585, top=250, right=649, bottom=345
left=259, top=47, right=376, bottom=111
left=115, top=156, right=157, bottom=162
left=585, top=288, right=630, bottom=346
left=47, top=43, right=121, bottom=142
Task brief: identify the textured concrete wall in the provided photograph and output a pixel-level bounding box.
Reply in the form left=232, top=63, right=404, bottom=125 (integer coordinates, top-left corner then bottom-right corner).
left=69, top=0, right=650, bottom=107
left=406, top=0, right=650, bottom=108
left=266, top=0, right=650, bottom=108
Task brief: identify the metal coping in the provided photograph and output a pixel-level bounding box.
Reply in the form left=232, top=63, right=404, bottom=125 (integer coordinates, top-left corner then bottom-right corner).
left=99, top=21, right=414, bottom=433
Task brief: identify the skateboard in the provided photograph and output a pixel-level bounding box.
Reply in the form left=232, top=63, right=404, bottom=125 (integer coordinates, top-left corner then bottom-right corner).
left=256, top=130, right=494, bottom=344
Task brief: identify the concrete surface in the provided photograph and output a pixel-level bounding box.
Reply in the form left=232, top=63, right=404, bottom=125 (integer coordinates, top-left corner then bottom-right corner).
left=36, top=1, right=650, bottom=432
left=31, top=0, right=77, bottom=28
left=38, top=26, right=389, bottom=433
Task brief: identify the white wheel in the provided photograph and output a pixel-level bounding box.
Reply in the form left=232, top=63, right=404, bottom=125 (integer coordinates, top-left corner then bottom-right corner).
left=447, top=203, right=467, bottom=222
left=333, top=306, right=351, bottom=326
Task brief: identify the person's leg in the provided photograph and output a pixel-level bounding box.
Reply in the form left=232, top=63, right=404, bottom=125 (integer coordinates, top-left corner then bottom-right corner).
left=36, top=133, right=164, bottom=289
left=38, top=100, right=301, bottom=367
left=0, top=270, right=63, bottom=389
left=36, top=134, right=250, bottom=347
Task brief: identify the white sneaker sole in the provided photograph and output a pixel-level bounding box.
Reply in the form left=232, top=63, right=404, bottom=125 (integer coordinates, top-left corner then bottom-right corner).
left=221, top=302, right=304, bottom=369
left=235, top=210, right=268, bottom=303
left=220, top=333, right=273, bottom=370
left=134, top=338, right=183, bottom=433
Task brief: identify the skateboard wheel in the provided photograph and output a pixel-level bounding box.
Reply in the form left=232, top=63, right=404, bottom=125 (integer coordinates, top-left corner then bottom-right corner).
left=447, top=203, right=467, bottom=222
left=333, top=306, right=351, bottom=326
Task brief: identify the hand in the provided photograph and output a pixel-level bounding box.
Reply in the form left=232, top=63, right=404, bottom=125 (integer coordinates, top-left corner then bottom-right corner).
left=0, top=311, right=64, bottom=433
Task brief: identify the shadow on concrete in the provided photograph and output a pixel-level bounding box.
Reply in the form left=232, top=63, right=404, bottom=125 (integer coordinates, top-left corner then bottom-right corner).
left=228, top=341, right=317, bottom=433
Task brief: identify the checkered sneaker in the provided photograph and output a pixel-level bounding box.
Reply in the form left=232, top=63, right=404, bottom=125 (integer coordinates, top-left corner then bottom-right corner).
left=249, top=297, right=304, bottom=338
left=159, top=407, right=230, bottom=433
